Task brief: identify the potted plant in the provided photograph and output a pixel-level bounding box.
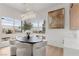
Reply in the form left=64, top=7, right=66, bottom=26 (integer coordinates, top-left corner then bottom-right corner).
left=22, top=21, right=32, bottom=31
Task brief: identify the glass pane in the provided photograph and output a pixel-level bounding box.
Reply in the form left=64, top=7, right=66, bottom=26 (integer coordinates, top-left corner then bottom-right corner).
left=1, top=17, right=14, bottom=26
left=31, top=20, right=45, bottom=33
left=1, top=16, right=22, bottom=34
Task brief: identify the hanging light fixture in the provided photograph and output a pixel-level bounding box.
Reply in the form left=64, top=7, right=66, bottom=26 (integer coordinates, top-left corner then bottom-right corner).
left=21, top=4, right=37, bottom=20
left=21, top=11, right=36, bottom=20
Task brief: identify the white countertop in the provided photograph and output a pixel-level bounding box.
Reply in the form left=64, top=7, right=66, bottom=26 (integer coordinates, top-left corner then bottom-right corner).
left=48, top=40, right=64, bottom=48
left=0, top=33, right=46, bottom=48
left=1, top=38, right=79, bottom=50
left=0, top=39, right=47, bottom=48
left=64, top=37, right=79, bottom=50
left=48, top=37, right=79, bottom=50
left=2, top=33, right=79, bottom=50
left=16, top=36, right=42, bottom=42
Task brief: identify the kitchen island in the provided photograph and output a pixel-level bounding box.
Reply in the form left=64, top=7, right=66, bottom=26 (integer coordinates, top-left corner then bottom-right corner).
left=16, top=36, right=43, bottom=56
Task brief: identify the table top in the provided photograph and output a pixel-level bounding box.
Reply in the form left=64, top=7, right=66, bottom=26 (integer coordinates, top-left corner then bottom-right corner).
left=16, top=36, right=43, bottom=44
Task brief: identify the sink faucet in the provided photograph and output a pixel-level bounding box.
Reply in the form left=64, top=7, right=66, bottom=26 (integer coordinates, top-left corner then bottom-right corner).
left=26, top=32, right=30, bottom=39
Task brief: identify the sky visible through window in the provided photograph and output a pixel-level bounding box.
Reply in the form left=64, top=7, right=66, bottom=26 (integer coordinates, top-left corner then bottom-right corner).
left=1, top=17, right=21, bottom=27
left=32, top=21, right=43, bottom=28
left=32, top=21, right=43, bottom=31
left=1, top=16, right=43, bottom=31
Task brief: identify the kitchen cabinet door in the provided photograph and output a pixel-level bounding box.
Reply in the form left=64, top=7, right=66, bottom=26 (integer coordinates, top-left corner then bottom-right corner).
left=16, top=43, right=32, bottom=56
left=33, top=41, right=47, bottom=56
left=70, top=4, right=79, bottom=29
left=33, top=46, right=47, bottom=56
left=0, top=47, right=10, bottom=56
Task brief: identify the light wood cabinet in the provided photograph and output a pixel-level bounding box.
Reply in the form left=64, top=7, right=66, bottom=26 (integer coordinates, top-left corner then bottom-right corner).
left=33, top=41, right=47, bottom=56
left=0, top=46, right=16, bottom=56
left=0, top=47, right=10, bottom=56
left=70, top=4, right=79, bottom=29
left=46, top=45, right=63, bottom=56
left=16, top=43, right=32, bottom=56
left=16, top=41, right=47, bottom=56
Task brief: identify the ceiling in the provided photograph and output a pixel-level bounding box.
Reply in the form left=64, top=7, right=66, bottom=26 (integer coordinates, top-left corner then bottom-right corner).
left=0, top=3, right=69, bottom=22
left=2, top=3, right=60, bottom=13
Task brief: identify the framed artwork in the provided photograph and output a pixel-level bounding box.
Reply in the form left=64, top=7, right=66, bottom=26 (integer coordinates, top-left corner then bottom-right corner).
left=48, top=8, right=64, bottom=29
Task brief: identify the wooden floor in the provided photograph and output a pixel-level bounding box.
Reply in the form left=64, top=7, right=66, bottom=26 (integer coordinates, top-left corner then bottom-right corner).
left=0, top=45, right=63, bottom=56
left=46, top=45, right=63, bottom=56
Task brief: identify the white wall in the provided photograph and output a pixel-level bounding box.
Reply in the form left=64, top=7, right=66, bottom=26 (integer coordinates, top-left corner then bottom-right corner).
left=41, top=4, right=72, bottom=47
left=0, top=4, right=22, bottom=19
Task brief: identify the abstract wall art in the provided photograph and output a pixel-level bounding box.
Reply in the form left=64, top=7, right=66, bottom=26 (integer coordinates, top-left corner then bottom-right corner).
left=48, top=8, right=64, bottom=29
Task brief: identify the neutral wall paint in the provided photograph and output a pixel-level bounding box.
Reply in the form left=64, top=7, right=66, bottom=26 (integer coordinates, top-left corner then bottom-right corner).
left=45, top=4, right=72, bottom=47
left=0, top=4, right=22, bottom=19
